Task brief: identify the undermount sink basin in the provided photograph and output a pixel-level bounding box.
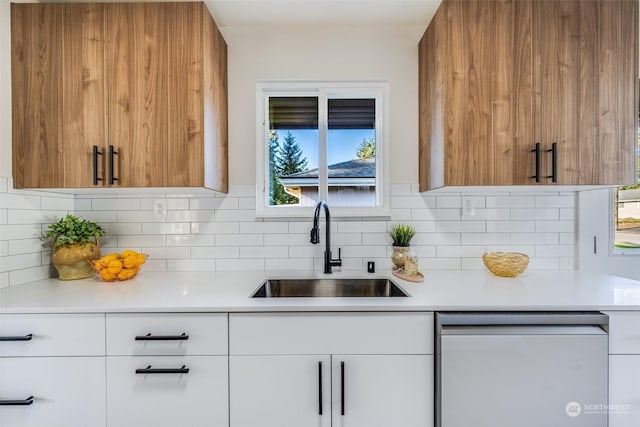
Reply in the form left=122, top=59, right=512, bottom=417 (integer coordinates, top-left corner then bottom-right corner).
left=251, top=278, right=409, bottom=298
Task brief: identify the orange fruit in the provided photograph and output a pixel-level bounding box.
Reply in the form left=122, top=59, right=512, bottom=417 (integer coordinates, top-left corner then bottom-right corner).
left=100, top=269, right=116, bottom=282
left=107, top=260, right=123, bottom=275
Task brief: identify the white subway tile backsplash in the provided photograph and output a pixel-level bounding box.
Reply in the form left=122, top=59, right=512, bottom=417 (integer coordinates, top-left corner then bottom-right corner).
left=92, top=198, right=141, bottom=211
left=240, top=246, right=288, bottom=259
left=191, top=246, right=240, bottom=259
left=0, top=179, right=578, bottom=281
left=142, top=223, right=191, bottom=235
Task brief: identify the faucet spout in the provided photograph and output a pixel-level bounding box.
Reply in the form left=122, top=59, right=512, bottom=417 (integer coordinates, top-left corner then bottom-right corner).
left=310, top=201, right=342, bottom=274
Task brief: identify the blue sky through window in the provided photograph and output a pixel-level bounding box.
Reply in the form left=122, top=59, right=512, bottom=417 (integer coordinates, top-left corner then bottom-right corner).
left=274, top=129, right=375, bottom=170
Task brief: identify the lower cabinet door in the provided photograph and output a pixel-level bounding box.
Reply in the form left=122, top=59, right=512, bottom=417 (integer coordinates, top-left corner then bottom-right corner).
left=609, top=355, right=640, bottom=427
left=0, top=357, right=106, bottom=427
left=230, top=355, right=332, bottom=427
left=331, top=355, right=433, bottom=427
left=106, top=356, right=228, bottom=427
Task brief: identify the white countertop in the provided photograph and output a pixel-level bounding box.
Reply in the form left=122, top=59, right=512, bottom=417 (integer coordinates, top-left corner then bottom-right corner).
left=1, top=269, right=640, bottom=313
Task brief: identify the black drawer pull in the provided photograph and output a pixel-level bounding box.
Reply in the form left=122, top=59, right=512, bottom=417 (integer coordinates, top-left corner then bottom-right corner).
left=318, top=361, right=323, bottom=416
left=135, top=332, right=189, bottom=341
left=0, top=396, right=34, bottom=406
left=135, top=365, right=190, bottom=375
left=0, top=334, right=33, bottom=342
left=340, top=361, right=345, bottom=416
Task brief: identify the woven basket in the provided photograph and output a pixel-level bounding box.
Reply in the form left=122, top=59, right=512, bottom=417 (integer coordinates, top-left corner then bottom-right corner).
left=482, top=252, right=529, bottom=277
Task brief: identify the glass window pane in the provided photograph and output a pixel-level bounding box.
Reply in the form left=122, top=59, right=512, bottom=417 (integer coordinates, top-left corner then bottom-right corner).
left=268, top=97, right=319, bottom=206
left=613, top=123, right=640, bottom=249
left=327, top=99, right=377, bottom=207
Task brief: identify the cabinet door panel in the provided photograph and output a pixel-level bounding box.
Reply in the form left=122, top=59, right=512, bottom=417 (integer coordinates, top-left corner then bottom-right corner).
left=0, top=357, right=106, bottom=427
left=230, top=355, right=331, bottom=427
left=61, top=3, right=106, bottom=188
left=106, top=3, right=168, bottom=187
left=331, top=355, right=433, bottom=427
left=609, top=355, right=640, bottom=427
left=11, top=3, right=65, bottom=188
left=106, top=355, right=227, bottom=427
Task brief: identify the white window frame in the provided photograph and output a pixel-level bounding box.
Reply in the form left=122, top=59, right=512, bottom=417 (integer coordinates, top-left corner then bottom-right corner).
left=255, top=81, right=390, bottom=218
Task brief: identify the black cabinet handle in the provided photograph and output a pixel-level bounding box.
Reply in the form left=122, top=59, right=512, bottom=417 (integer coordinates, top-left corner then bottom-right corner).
left=134, top=333, right=189, bottom=341
left=530, top=143, right=541, bottom=182
left=547, top=142, right=557, bottom=183
left=318, top=361, right=323, bottom=416
left=135, top=365, right=189, bottom=375
left=0, top=396, right=33, bottom=406
left=108, top=145, right=119, bottom=185
left=92, top=146, right=103, bottom=185
left=0, top=334, right=33, bottom=342
left=340, top=361, right=345, bottom=416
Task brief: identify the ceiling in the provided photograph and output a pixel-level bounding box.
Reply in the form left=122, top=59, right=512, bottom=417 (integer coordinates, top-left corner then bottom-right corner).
left=204, top=0, right=441, bottom=26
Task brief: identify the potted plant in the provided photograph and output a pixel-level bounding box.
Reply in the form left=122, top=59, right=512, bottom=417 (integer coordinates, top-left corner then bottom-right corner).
left=43, top=215, right=105, bottom=280
left=388, top=224, right=416, bottom=269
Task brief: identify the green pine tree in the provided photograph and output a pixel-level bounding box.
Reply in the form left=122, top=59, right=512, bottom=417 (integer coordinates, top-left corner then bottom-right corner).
left=355, top=137, right=376, bottom=159
left=278, top=131, right=308, bottom=175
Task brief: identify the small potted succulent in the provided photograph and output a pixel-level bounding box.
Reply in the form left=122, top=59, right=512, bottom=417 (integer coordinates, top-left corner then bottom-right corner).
left=43, top=214, right=105, bottom=280
left=388, top=224, right=416, bottom=269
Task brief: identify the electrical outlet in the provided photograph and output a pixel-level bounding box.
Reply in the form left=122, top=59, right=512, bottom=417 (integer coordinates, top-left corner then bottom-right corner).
left=153, top=200, right=167, bottom=219
left=462, top=197, right=475, bottom=217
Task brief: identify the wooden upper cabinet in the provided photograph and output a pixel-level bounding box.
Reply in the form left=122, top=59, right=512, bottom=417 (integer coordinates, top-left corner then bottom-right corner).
left=418, top=0, right=638, bottom=191
left=11, top=2, right=228, bottom=192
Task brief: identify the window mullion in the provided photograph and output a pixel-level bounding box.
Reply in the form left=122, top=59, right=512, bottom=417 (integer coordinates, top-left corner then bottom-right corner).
left=318, top=91, right=328, bottom=202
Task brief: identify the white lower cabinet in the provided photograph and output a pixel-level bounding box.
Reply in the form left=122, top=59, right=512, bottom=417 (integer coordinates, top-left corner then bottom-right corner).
left=106, top=355, right=228, bottom=427
left=0, top=357, right=106, bottom=427
left=230, top=354, right=432, bottom=427
left=609, top=355, right=640, bottom=427
left=229, top=312, right=434, bottom=427
left=606, top=311, right=640, bottom=427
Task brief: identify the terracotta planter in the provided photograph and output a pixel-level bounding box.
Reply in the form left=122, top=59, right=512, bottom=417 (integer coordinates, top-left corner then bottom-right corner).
left=52, top=239, right=101, bottom=280
left=391, top=246, right=410, bottom=270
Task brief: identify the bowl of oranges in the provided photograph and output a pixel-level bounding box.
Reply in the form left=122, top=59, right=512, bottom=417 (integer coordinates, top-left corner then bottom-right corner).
left=92, top=250, right=147, bottom=282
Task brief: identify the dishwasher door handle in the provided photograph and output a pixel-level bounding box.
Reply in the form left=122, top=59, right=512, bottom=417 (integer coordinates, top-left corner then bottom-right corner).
left=437, top=312, right=608, bottom=328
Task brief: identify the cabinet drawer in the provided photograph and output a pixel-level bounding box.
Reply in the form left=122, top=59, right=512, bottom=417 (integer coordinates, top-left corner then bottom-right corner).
left=0, top=314, right=105, bottom=357
left=0, top=357, right=106, bottom=427
left=606, top=312, right=640, bottom=354
left=230, top=312, right=433, bottom=355
left=106, top=313, right=227, bottom=356
left=106, top=355, right=228, bottom=427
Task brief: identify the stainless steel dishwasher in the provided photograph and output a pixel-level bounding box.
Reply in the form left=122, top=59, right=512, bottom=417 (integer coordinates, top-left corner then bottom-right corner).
left=435, top=312, right=609, bottom=427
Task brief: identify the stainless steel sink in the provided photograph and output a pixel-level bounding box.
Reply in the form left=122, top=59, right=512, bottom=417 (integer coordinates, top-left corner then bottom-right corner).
left=251, top=278, right=409, bottom=298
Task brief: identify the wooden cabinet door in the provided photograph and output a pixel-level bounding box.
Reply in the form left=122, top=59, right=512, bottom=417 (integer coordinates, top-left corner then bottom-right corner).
left=11, top=3, right=106, bottom=189
left=533, top=0, right=638, bottom=185
left=106, top=3, right=168, bottom=187
left=229, top=355, right=332, bottom=427
left=331, top=355, right=433, bottom=427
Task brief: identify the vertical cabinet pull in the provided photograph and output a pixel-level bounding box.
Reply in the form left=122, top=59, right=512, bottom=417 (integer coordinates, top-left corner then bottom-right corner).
left=108, top=145, right=119, bottom=185
left=340, top=361, right=345, bottom=416
left=530, top=143, right=541, bottom=182
left=0, top=334, right=33, bottom=342
left=92, top=146, right=103, bottom=185
left=0, top=396, right=34, bottom=406
left=547, top=142, right=557, bottom=183
left=318, top=361, right=323, bottom=416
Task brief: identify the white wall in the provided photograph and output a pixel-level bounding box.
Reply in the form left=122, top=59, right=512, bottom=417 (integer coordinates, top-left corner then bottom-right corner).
left=225, top=24, right=422, bottom=185
left=0, top=0, right=12, bottom=177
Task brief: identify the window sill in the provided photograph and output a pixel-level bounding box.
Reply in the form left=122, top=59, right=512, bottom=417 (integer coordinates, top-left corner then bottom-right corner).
left=255, top=205, right=391, bottom=220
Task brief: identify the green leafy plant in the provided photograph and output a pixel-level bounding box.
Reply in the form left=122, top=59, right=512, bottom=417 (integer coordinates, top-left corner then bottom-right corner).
left=388, top=224, right=416, bottom=247
left=43, top=215, right=105, bottom=248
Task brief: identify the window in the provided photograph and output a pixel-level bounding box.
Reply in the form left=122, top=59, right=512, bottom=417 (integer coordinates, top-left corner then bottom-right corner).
left=612, top=122, right=640, bottom=251
left=256, top=82, right=388, bottom=217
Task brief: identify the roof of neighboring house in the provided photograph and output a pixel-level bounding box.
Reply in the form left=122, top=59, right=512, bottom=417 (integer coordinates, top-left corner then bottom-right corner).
left=619, top=188, right=640, bottom=202
left=281, top=157, right=375, bottom=179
